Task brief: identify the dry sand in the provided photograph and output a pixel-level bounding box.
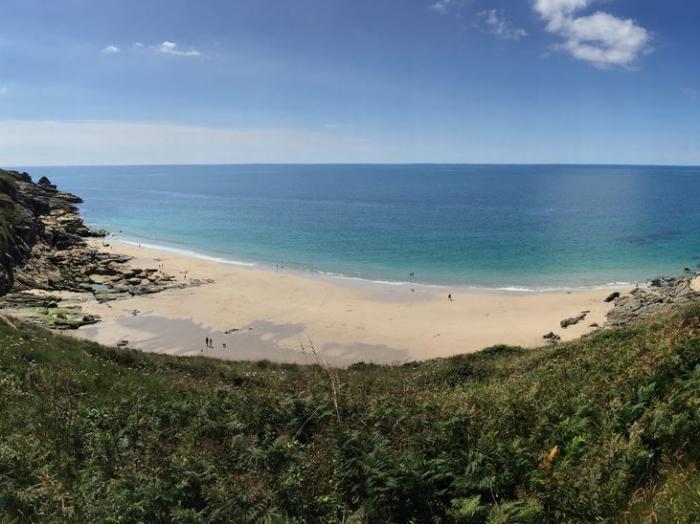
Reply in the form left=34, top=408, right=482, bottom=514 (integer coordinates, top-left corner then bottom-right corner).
left=65, top=240, right=628, bottom=367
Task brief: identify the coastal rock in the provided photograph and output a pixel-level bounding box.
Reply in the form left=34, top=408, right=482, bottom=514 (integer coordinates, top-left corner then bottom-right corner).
left=604, top=291, right=620, bottom=303
left=607, top=276, right=700, bottom=326
left=0, top=291, right=101, bottom=329
left=37, top=176, right=56, bottom=189
left=0, top=168, right=188, bottom=330
left=692, top=277, right=700, bottom=293
left=543, top=332, right=561, bottom=344
left=650, top=277, right=676, bottom=289
left=560, top=311, right=590, bottom=329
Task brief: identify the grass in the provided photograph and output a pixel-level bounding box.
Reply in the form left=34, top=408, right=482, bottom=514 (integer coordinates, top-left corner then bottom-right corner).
left=1, top=306, right=700, bottom=522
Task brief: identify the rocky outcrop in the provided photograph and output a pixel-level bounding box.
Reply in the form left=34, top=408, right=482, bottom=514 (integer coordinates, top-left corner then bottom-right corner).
left=606, top=276, right=700, bottom=326
left=0, top=291, right=99, bottom=330
left=0, top=169, right=103, bottom=291
left=0, top=170, right=83, bottom=294
left=0, top=169, right=187, bottom=329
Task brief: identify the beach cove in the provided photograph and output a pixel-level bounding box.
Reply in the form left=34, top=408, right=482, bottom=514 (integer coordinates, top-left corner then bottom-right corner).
left=65, top=239, right=624, bottom=367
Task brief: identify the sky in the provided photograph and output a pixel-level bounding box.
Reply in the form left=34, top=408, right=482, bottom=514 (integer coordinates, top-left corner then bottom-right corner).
left=1, top=0, right=699, bottom=166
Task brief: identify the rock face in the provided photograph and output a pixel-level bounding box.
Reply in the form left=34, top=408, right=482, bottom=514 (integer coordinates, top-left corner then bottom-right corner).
left=0, top=170, right=85, bottom=294
left=606, top=276, right=700, bottom=326
left=0, top=170, right=103, bottom=292
left=0, top=169, right=186, bottom=329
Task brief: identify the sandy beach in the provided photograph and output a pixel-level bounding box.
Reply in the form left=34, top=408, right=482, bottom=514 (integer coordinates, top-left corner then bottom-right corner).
left=52, top=239, right=627, bottom=367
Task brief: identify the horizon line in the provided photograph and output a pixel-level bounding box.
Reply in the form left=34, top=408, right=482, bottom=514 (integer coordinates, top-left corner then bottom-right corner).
left=8, top=162, right=700, bottom=169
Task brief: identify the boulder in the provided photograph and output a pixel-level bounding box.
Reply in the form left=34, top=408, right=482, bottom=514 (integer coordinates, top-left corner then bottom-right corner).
left=560, top=311, right=590, bottom=328
left=604, top=291, right=620, bottom=303
left=543, top=332, right=561, bottom=344
left=607, top=275, right=700, bottom=326
left=37, top=176, right=56, bottom=189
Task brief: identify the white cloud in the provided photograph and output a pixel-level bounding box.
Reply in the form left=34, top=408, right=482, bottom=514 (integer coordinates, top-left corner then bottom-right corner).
left=430, top=0, right=468, bottom=15
left=101, top=45, right=120, bottom=54
left=157, top=41, right=201, bottom=57
left=0, top=120, right=380, bottom=165
left=532, top=0, right=651, bottom=68
left=477, top=9, right=527, bottom=40
left=534, top=0, right=589, bottom=31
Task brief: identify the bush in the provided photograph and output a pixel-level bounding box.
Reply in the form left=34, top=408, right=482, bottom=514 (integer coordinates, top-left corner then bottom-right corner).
left=1, top=308, right=700, bottom=521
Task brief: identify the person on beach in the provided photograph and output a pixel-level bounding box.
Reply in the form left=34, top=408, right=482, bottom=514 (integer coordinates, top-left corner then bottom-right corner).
left=205, top=336, right=209, bottom=347
left=448, top=293, right=453, bottom=301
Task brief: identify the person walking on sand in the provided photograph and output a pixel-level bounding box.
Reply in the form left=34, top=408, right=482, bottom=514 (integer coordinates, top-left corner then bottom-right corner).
left=448, top=293, right=453, bottom=301
left=205, top=336, right=209, bottom=348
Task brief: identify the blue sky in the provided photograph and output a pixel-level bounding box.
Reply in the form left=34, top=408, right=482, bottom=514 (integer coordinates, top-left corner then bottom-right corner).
left=1, top=0, right=699, bottom=165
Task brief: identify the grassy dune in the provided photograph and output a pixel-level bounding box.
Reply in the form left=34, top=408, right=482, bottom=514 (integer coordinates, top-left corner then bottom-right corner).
left=1, top=308, right=700, bottom=522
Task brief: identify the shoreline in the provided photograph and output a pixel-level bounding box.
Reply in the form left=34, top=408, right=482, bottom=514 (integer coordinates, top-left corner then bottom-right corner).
left=63, top=238, right=629, bottom=367
left=113, top=234, right=643, bottom=294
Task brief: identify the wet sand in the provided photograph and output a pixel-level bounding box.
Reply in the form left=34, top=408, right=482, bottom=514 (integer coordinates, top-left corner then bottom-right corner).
left=66, top=239, right=628, bottom=367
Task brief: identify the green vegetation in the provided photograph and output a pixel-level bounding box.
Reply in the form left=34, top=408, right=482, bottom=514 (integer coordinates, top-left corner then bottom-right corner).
left=10, top=305, right=100, bottom=330
left=0, top=171, right=19, bottom=249
left=2, top=308, right=700, bottom=523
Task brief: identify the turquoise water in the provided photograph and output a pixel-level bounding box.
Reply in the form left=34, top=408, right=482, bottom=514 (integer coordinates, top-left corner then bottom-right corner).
left=23, top=164, right=700, bottom=289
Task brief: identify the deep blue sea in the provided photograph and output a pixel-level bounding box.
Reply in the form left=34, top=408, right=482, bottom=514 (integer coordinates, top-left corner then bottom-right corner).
left=22, top=164, right=700, bottom=289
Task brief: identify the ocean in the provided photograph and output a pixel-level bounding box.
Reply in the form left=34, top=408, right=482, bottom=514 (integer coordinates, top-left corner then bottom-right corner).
left=23, top=164, right=700, bottom=289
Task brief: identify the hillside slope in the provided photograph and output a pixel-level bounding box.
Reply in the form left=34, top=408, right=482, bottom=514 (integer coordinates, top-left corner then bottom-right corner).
left=2, top=308, right=700, bottom=522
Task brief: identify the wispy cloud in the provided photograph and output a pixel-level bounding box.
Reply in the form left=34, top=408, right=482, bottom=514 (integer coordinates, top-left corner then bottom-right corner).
left=101, top=45, right=120, bottom=54
left=429, top=0, right=468, bottom=15
left=156, top=41, right=201, bottom=57
left=104, top=41, right=202, bottom=58
left=532, top=0, right=651, bottom=68
left=0, top=120, right=378, bottom=165
left=683, top=88, right=699, bottom=101
left=477, top=9, right=527, bottom=40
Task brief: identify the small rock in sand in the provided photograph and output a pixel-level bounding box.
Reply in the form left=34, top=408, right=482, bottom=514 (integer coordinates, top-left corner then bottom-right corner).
left=604, top=291, right=620, bottom=303
left=560, top=311, right=590, bottom=329
left=543, top=332, right=561, bottom=344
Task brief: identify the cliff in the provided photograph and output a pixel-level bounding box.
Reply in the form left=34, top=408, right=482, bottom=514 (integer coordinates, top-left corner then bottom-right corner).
left=0, top=169, right=93, bottom=294
left=0, top=169, right=181, bottom=329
